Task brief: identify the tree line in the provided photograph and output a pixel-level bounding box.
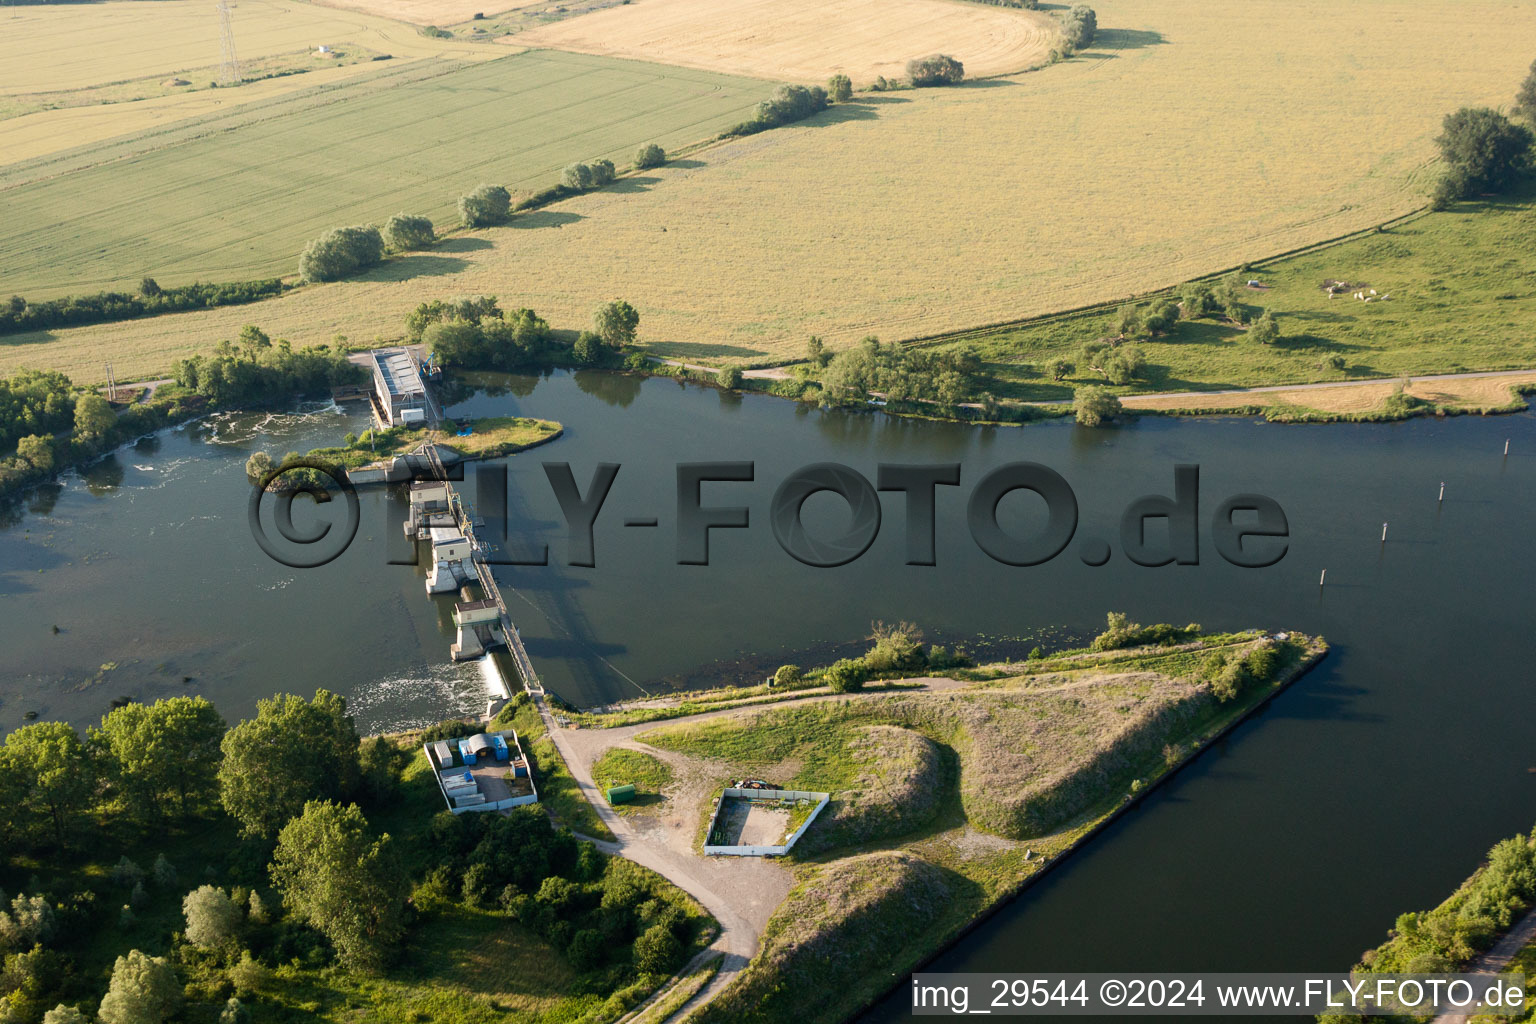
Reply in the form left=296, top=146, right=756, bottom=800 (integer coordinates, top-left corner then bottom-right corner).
left=1429, top=60, right=1536, bottom=207
left=411, top=295, right=640, bottom=372
left=0, top=690, right=705, bottom=1022
left=0, top=279, right=284, bottom=336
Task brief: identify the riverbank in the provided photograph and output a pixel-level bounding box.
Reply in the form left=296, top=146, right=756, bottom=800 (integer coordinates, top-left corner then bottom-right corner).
left=541, top=625, right=1329, bottom=1024
left=282, top=415, right=564, bottom=485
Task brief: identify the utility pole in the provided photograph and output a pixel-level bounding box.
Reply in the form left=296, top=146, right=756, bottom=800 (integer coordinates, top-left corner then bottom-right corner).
left=217, top=0, right=241, bottom=85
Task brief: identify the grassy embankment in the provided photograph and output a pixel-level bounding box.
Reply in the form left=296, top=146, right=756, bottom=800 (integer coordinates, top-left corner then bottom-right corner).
left=631, top=628, right=1327, bottom=1024
left=916, top=183, right=1536, bottom=417
left=0, top=730, right=703, bottom=1022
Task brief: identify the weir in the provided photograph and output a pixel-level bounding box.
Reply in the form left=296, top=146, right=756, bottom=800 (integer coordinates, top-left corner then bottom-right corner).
left=402, top=445, right=544, bottom=694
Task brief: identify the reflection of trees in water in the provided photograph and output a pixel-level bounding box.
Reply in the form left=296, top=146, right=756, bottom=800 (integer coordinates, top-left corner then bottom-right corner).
left=133, top=434, right=162, bottom=456
left=82, top=456, right=124, bottom=496
left=572, top=369, right=640, bottom=408
left=449, top=370, right=543, bottom=404
left=27, top=484, right=61, bottom=518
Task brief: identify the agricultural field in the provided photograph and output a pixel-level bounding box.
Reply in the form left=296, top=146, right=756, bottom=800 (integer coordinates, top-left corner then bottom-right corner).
left=10, top=0, right=1536, bottom=386
left=0, top=49, right=765, bottom=301
left=511, top=0, right=1058, bottom=84
left=0, top=0, right=503, bottom=162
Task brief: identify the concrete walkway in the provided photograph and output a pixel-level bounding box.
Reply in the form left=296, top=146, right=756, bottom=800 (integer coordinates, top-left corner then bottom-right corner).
left=1432, top=903, right=1536, bottom=1023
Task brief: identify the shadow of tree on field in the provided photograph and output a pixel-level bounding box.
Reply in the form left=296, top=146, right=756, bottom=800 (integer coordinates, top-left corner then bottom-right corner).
left=607, top=175, right=663, bottom=195
left=0, top=329, right=58, bottom=348
left=804, top=102, right=882, bottom=127
left=510, top=210, right=583, bottom=230
left=652, top=342, right=770, bottom=360
left=437, top=235, right=494, bottom=252
left=665, top=158, right=707, bottom=169
left=367, top=254, right=471, bottom=282
left=1093, top=28, right=1168, bottom=50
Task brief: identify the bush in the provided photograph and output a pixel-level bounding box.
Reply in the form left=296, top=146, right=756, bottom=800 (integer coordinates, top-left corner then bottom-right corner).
left=98, top=950, right=181, bottom=1024
left=863, top=621, right=926, bottom=673
left=561, top=159, right=616, bottom=191
left=1247, top=310, right=1279, bottom=345
left=382, top=213, right=435, bottom=251
left=298, top=225, right=385, bottom=283
left=827, top=73, right=852, bottom=103
left=823, top=658, right=868, bottom=694
left=1073, top=385, right=1122, bottom=426
left=573, top=331, right=605, bottom=365
left=772, top=665, right=802, bottom=687
left=633, top=922, right=682, bottom=974
left=633, top=143, right=666, bottom=169
left=183, top=886, right=242, bottom=951
left=567, top=928, right=606, bottom=971
left=717, top=366, right=743, bottom=389
left=458, top=184, right=511, bottom=228
left=907, top=54, right=964, bottom=86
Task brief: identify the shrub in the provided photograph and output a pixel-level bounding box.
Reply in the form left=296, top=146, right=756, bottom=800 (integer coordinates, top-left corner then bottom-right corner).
left=773, top=665, right=802, bottom=686
left=567, top=928, right=606, bottom=971
left=382, top=213, right=435, bottom=251
left=633, top=922, right=682, bottom=974
left=0, top=893, right=56, bottom=950
left=151, top=855, right=177, bottom=888
left=562, top=159, right=616, bottom=191
left=823, top=658, right=868, bottom=694
left=863, top=621, right=926, bottom=673
left=458, top=184, right=511, bottom=228
left=1517, top=58, right=1536, bottom=124
left=1248, top=310, right=1279, bottom=345
left=633, top=143, right=666, bottom=169
left=183, top=886, right=242, bottom=951
left=1073, top=385, right=1122, bottom=426
left=98, top=950, right=181, bottom=1024
left=15, top=434, right=53, bottom=472
left=138, top=277, right=161, bottom=298
left=729, top=84, right=829, bottom=135
left=827, top=73, right=852, bottom=103
left=717, top=366, right=743, bottom=389
left=1046, top=358, right=1072, bottom=381
left=573, top=331, right=605, bottom=365
left=907, top=54, right=963, bottom=87
left=298, top=225, right=385, bottom=283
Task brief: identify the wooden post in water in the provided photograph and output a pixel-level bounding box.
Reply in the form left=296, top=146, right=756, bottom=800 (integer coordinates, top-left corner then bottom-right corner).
left=1381, top=522, right=1388, bottom=542
left=1506, top=439, right=1511, bottom=456
left=1438, top=482, right=1445, bottom=503
left=1319, top=569, right=1326, bottom=587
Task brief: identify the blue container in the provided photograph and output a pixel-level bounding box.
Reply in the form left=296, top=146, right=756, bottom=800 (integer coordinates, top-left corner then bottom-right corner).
left=493, top=735, right=509, bottom=761
left=458, top=739, right=476, bottom=765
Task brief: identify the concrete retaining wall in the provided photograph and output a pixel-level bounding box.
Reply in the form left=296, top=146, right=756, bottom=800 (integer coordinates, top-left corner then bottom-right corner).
left=703, top=788, right=830, bottom=857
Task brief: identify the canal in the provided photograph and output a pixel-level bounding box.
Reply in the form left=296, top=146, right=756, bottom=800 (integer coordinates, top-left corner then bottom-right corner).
left=2, top=368, right=1534, bottom=1008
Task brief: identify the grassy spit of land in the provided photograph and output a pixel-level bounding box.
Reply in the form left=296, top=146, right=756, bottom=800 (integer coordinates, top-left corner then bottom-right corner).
left=578, top=620, right=1327, bottom=1024
left=290, top=415, right=563, bottom=474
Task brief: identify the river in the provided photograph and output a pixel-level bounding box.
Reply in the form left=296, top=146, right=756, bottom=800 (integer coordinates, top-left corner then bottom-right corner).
left=3, top=368, right=1534, bottom=1012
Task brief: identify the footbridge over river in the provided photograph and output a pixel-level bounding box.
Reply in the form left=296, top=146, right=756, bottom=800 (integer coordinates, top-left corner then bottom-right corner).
left=403, top=444, right=543, bottom=695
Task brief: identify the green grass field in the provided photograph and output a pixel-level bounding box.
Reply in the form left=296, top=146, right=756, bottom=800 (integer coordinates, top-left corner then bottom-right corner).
left=927, top=184, right=1536, bottom=401
left=0, top=49, right=764, bottom=299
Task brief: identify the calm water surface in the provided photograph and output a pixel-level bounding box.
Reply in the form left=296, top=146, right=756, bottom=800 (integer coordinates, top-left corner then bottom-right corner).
left=3, top=369, right=1534, bottom=1016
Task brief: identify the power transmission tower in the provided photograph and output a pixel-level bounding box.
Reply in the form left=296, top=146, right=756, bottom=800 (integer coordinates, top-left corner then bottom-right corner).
left=217, top=0, right=241, bottom=85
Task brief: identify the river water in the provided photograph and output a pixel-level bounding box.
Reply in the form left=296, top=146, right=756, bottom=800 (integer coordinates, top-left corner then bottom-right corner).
left=3, top=369, right=1534, bottom=1010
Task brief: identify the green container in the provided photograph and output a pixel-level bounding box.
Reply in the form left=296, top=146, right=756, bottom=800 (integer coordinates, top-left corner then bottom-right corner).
left=606, top=784, right=637, bottom=805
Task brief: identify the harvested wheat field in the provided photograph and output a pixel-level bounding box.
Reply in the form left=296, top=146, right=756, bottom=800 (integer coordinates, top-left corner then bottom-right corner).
left=511, top=0, right=1057, bottom=83
left=309, top=0, right=526, bottom=26
left=12, top=0, right=1536, bottom=383
left=1121, top=371, right=1536, bottom=416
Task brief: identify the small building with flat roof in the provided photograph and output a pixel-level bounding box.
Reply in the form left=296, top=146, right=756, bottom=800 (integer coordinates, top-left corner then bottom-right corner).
left=370, top=347, right=433, bottom=426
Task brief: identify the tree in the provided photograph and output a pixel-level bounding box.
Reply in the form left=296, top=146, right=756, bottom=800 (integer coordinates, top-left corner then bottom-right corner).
left=73, top=393, right=114, bottom=437
left=0, top=893, right=57, bottom=950
left=1115, top=304, right=1141, bottom=338
left=138, top=277, right=162, bottom=298
left=1059, top=5, right=1096, bottom=52
left=1046, top=358, right=1072, bottom=381
left=152, top=854, right=177, bottom=888
left=567, top=928, right=605, bottom=971
left=218, top=998, right=250, bottom=1024
left=218, top=690, right=360, bottom=839
left=4, top=722, right=94, bottom=846
left=1517, top=59, right=1536, bottom=124
left=827, top=73, right=852, bottom=103
left=823, top=658, right=868, bottom=694
left=594, top=300, right=640, bottom=347
left=1432, top=107, right=1534, bottom=204
left=633, top=922, right=682, bottom=974
left=1076, top=341, right=1144, bottom=384
left=182, top=886, right=242, bottom=952
left=43, top=1007, right=89, bottom=1024
left=633, top=143, right=666, bottom=169
left=270, top=801, right=409, bottom=973
left=424, top=320, right=486, bottom=368
left=458, top=184, right=511, bottom=228
left=97, top=950, right=180, bottom=1024
left=1073, top=385, right=1122, bottom=426
left=717, top=366, right=743, bottom=389
left=297, top=225, right=385, bottom=283
left=772, top=664, right=802, bottom=686
left=1248, top=310, right=1279, bottom=345
left=907, top=54, right=964, bottom=86
left=561, top=162, right=594, bottom=191
left=382, top=214, right=435, bottom=251
left=750, top=84, right=828, bottom=128
left=244, top=451, right=273, bottom=481
left=806, top=335, right=830, bottom=368
left=94, top=696, right=226, bottom=819
left=572, top=331, right=604, bottom=365
left=16, top=435, right=52, bottom=472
